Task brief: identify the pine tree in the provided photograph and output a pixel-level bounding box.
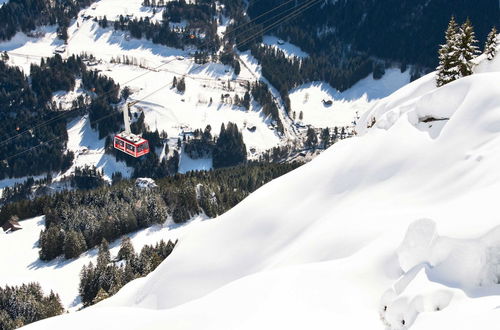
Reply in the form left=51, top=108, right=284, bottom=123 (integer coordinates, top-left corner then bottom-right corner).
left=176, top=77, right=186, bottom=93
left=234, top=60, right=241, bottom=75
left=436, top=17, right=460, bottom=87
left=243, top=91, right=250, bottom=109
left=320, top=127, right=331, bottom=149
left=42, top=291, right=64, bottom=318
left=485, top=26, right=498, bottom=61
left=305, top=127, right=318, bottom=149
left=117, top=237, right=135, bottom=261
left=97, top=239, right=111, bottom=267
left=456, top=19, right=479, bottom=77
left=64, top=230, right=87, bottom=259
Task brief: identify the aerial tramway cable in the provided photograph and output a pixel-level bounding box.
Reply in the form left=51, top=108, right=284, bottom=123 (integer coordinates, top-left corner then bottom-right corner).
left=0, top=59, right=178, bottom=150
left=236, top=0, right=323, bottom=49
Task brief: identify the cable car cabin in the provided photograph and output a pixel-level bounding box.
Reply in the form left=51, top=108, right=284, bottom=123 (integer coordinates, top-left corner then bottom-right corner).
left=114, top=132, right=149, bottom=158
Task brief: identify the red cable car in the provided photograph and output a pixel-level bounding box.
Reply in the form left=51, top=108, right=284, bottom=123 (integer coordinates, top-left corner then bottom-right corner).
left=114, top=132, right=150, bottom=157
left=114, top=101, right=150, bottom=158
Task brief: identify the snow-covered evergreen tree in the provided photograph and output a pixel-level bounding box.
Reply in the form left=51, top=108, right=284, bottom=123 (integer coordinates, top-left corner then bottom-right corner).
left=456, top=19, right=480, bottom=77
left=484, top=26, right=498, bottom=61
left=117, top=236, right=135, bottom=261
left=92, top=288, right=109, bottom=305
left=436, top=17, right=460, bottom=87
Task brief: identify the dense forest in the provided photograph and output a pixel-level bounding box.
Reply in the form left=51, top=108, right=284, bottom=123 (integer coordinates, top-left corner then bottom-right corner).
left=0, top=54, right=115, bottom=180
left=0, top=162, right=301, bottom=260
left=79, top=238, right=176, bottom=306
left=244, top=0, right=497, bottom=69
left=0, top=0, right=94, bottom=41
left=0, top=283, right=64, bottom=330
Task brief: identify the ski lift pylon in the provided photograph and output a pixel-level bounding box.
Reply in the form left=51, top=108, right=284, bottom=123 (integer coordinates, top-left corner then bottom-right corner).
left=114, top=101, right=150, bottom=158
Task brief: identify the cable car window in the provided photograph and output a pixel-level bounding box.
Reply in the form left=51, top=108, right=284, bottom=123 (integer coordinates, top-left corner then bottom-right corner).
left=126, top=144, right=136, bottom=152
left=116, top=139, right=124, bottom=147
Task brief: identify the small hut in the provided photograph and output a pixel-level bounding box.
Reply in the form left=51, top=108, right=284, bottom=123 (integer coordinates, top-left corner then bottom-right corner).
left=2, top=216, right=22, bottom=233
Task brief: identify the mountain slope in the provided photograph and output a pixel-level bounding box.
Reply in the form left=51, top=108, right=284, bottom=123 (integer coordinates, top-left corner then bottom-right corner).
left=21, top=46, right=500, bottom=329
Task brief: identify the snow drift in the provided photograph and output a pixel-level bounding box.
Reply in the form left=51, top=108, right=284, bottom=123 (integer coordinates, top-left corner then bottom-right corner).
left=24, top=52, right=500, bottom=329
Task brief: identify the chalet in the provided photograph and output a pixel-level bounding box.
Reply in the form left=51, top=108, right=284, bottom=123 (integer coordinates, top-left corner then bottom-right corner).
left=2, top=217, right=22, bottom=233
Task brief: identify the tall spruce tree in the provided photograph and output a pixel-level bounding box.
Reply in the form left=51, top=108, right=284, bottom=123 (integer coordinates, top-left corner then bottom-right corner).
left=485, top=26, right=498, bottom=61
left=117, top=236, right=135, bottom=261
left=97, top=239, right=111, bottom=267
left=436, top=17, right=460, bottom=87
left=64, top=230, right=87, bottom=259
left=456, top=19, right=479, bottom=77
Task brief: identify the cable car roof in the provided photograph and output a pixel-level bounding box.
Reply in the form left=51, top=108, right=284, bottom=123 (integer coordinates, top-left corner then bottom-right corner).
left=116, top=132, right=147, bottom=144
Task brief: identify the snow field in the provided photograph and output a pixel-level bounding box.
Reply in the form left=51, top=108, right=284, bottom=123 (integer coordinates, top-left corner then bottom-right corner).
left=289, top=68, right=410, bottom=128
left=262, top=35, right=309, bottom=58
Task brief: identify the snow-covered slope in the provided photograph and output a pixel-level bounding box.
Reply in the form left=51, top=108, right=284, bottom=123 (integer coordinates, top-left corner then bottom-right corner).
left=290, top=68, right=410, bottom=128
left=22, top=47, right=500, bottom=329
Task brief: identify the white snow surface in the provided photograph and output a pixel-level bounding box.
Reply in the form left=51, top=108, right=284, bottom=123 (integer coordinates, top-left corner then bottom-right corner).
left=23, top=51, right=500, bottom=329
left=262, top=35, right=309, bottom=58
left=178, top=150, right=212, bottom=174
left=290, top=68, right=410, bottom=128
left=63, top=115, right=133, bottom=181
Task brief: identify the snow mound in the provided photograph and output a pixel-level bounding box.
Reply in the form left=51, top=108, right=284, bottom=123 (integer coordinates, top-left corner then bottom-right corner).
left=398, top=219, right=500, bottom=290
left=358, top=53, right=500, bottom=138
left=381, top=217, right=500, bottom=329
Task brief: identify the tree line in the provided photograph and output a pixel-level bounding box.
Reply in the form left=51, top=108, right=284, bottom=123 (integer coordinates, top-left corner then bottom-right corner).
left=0, top=162, right=301, bottom=260
left=105, top=0, right=220, bottom=54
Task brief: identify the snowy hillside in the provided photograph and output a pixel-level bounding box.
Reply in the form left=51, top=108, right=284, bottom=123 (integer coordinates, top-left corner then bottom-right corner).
left=20, top=39, right=500, bottom=329
left=0, top=0, right=409, bottom=180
